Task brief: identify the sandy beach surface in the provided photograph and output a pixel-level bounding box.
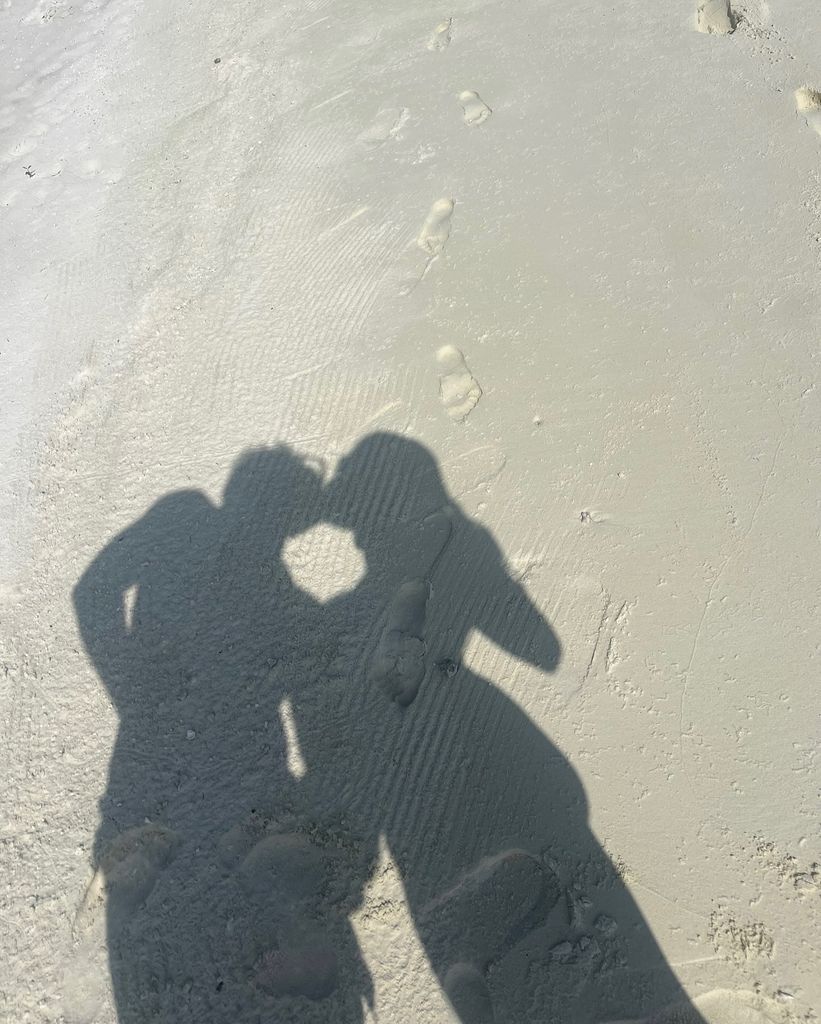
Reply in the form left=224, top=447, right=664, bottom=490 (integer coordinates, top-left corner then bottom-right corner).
left=1, top=0, right=819, bottom=1022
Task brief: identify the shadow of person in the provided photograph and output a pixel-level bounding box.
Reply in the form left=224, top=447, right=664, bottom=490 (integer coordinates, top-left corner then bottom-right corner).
left=73, top=434, right=706, bottom=1024
left=73, top=448, right=374, bottom=1022
left=314, top=433, right=706, bottom=1024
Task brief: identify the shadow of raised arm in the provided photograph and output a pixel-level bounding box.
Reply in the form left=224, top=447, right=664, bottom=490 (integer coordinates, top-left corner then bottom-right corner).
left=73, top=490, right=215, bottom=708
left=469, top=527, right=561, bottom=675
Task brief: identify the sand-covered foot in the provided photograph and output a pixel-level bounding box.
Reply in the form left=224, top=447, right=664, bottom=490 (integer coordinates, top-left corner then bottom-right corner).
left=459, top=91, right=492, bottom=127
left=369, top=578, right=430, bottom=705
left=696, top=0, right=735, bottom=34
left=438, top=345, right=482, bottom=422
left=795, top=86, right=821, bottom=136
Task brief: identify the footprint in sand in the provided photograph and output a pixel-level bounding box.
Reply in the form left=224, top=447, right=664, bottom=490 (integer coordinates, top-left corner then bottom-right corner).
left=239, top=832, right=326, bottom=905
left=604, top=988, right=798, bottom=1024
left=399, top=199, right=455, bottom=294
left=74, top=824, right=181, bottom=937
left=418, top=197, right=454, bottom=258
left=423, top=848, right=561, bottom=1023
left=444, top=963, right=495, bottom=1024
left=437, top=345, right=482, bottom=422
left=253, top=939, right=338, bottom=1001
left=795, top=86, right=821, bottom=136
left=369, top=578, right=430, bottom=706
left=358, top=107, right=409, bottom=147
left=238, top=834, right=339, bottom=1000
left=427, top=17, right=452, bottom=52
left=696, top=0, right=736, bottom=34
left=459, top=91, right=492, bottom=127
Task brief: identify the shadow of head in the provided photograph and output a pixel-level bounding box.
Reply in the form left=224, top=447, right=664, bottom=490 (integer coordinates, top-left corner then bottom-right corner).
left=323, top=431, right=560, bottom=678
left=324, top=432, right=447, bottom=537
left=221, top=445, right=325, bottom=545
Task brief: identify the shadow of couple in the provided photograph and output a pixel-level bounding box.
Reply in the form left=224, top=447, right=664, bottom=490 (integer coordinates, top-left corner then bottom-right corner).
left=73, top=432, right=705, bottom=1024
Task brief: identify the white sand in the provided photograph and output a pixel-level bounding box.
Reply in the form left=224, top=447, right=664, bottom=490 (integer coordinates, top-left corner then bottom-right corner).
left=1, top=0, right=819, bottom=1022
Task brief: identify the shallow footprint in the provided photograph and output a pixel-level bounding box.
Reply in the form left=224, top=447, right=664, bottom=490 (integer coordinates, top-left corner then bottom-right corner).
left=61, top=938, right=109, bottom=1024
left=437, top=345, right=482, bottom=422
left=421, top=849, right=560, bottom=967
left=604, top=987, right=795, bottom=1024
left=399, top=198, right=455, bottom=294
left=239, top=833, right=326, bottom=907
left=795, top=86, right=821, bottom=136
left=369, top=578, right=430, bottom=706
left=427, top=17, right=452, bottom=51
left=418, top=197, right=454, bottom=258
left=444, top=963, right=495, bottom=1024
left=253, top=939, right=337, bottom=1001
left=696, top=0, right=735, bottom=34
left=459, top=91, right=492, bottom=127
left=358, top=107, right=409, bottom=147
left=74, top=824, right=181, bottom=937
